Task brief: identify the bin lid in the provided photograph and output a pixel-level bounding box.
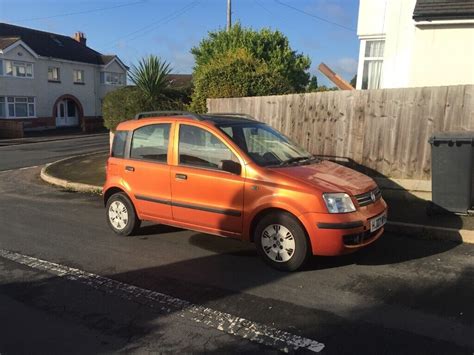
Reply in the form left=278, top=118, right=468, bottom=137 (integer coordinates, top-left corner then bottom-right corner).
left=429, top=131, right=474, bottom=144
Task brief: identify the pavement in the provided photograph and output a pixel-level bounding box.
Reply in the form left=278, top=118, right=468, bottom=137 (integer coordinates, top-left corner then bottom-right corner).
left=1, top=136, right=474, bottom=353
left=0, top=128, right=107, bottom=147
left=41, top=152, right=474, bottom=244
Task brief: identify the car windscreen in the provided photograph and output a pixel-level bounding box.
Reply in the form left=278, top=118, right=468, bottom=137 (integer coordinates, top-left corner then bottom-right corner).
left=218, top=123, right=316, bottom=167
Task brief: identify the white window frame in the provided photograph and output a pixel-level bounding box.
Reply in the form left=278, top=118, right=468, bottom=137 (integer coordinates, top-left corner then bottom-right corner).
left=0, top=96, right=36, bottom=119
left=73, top=69, right=85, bottom=84
left=2, top=60, right=34, bottom=79
left=48, top=66, right=60, bottom=82
left=101, top=71, right=125, bottom=85
left=357, top=37, right=385, bottom=90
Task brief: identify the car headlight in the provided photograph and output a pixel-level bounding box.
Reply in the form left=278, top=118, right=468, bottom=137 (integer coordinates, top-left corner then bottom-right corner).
left=322, top=193, right=356, bottom=213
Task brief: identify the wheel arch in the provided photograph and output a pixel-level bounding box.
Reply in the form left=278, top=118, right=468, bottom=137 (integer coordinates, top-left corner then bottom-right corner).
left=249, top=207, right=310, bottom=245
left=103, top=186, right=130, bottom=206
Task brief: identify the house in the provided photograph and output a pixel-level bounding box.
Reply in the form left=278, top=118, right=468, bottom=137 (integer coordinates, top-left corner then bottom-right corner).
left=356, top=0, right=474, bottom=89
left=0, top=23, right=128, bottom=132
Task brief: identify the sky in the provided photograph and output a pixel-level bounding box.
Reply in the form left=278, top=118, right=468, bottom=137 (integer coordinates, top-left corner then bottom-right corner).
left=0, top=0, right=361, bottom=86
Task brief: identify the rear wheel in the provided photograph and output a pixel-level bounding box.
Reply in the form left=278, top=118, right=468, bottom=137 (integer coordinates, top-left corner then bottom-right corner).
left=255, top=212, right=309, bottom=271
left=106, top=192, right=141, bottom=236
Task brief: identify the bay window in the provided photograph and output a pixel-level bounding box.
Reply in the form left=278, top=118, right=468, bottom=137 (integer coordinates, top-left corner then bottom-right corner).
left=0, top=97, right=36, bottom=118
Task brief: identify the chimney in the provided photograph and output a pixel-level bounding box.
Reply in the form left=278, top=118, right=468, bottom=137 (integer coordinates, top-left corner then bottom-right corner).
left=73, top=31, right=86, bottom=46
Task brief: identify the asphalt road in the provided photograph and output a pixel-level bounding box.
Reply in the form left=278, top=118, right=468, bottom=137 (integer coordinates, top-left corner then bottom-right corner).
left=0, top=134, right=109, bottom=171
left=0, top=140, right=473, bottom=354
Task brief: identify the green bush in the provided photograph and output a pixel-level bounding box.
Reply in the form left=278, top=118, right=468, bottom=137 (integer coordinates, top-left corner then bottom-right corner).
left=102, top=86, right=184, bottom=131
left=190, top=24, right=311, bottom=113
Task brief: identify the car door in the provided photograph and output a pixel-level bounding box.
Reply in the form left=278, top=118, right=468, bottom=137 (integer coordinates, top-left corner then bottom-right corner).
left=122, top=123, right=173, bottom=220
left=170, top=123, right=244, bottom=234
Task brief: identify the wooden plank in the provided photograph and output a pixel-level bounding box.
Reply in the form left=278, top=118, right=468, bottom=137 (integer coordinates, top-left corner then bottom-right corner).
left=318, top=63, right=355, bottom=90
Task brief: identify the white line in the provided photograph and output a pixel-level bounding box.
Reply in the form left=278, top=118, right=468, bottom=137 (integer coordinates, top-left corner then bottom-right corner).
left=0, top=165, right=39, bottom=173
left=0, top=249, right=325, bottom=353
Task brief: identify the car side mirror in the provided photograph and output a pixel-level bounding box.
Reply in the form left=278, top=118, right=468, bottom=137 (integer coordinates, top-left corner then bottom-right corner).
left=219, top=160, right=241, bottom=175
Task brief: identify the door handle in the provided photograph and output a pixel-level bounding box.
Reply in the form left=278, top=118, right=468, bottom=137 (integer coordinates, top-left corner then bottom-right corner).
left=125, top=166, right=135, bottom=172
left=175, top=173, right=187, bottom=180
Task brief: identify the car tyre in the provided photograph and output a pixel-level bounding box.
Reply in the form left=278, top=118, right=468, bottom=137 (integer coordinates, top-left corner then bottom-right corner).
left=106, top=192, right=141, bottom=236
left=255, top=212, right=309, bottom=271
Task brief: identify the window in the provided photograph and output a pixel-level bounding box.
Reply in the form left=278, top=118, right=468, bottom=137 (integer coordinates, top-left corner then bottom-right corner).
left=3, top=60, right=33, bottom=78
left=0, top=97, right=36, bottom=118
left=100, top=71, right=125, bottom=85
left=48, top=67, right=60, bottom=81
left=219, top=123, right=312, bottom=167
left=130, top=124, right=170, bottom=162
left=111, top=131, right=128, bottom=158
left=73, top=69, right=84, bottom=83
left=179, top=125, right=237, bottom=170
left=0, top=98, right=5, bottom=118
left=361, top=40, right=384, bottom=90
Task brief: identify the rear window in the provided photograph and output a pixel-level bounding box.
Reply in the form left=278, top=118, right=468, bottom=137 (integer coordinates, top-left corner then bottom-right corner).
left=111, top=131, right=127, bottom=158
left=130, top=124, right=171, bottom=162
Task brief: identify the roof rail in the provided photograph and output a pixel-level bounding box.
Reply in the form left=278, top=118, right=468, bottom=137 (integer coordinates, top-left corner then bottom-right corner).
left=134, top=111, right=202, bottom=120
left=208, top=112, right=257, bottom=121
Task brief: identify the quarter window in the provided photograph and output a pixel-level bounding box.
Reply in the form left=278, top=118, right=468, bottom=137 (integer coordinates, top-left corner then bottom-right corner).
left=361, top=40, right=384, bottom=90
left=111, top=131, right=127, bottom=158
left=130, top=124, right=170, bottom=162
left=179, top=125, right=237, bottom=170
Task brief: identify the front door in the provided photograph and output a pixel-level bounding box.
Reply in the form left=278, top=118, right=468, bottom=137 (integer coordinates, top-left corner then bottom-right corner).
left=170, top=124, right=244, bottom=234
left=56, top=99, right=79, bottom=127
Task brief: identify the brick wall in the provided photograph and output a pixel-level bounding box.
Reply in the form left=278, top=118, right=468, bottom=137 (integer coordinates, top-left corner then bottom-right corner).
left=0, top=119, right=24, bottom=138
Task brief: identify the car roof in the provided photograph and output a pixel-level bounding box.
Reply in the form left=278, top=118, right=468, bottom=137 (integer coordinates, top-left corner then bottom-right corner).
left=116, top=112, right=263, bottom=130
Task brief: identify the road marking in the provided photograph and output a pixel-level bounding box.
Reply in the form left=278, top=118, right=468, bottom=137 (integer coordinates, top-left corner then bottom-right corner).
left=0, top=249, right=325, bottom=353
left=0, top=165, right=39, bottom=173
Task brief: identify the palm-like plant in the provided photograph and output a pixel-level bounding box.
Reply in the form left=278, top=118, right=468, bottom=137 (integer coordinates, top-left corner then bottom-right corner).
left=128, top=55, right=172, bottom=105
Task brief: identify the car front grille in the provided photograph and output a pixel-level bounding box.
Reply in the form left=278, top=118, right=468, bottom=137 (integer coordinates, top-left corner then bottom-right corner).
left=354, top=187, right=382, bottom=207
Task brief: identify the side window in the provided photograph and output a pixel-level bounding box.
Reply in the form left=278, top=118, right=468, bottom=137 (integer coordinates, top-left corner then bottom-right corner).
left=111, top=131, right=127, bottom=158
left=130, top=124, right=170, bottom=162
left=179, top=125, right=237, bottom=170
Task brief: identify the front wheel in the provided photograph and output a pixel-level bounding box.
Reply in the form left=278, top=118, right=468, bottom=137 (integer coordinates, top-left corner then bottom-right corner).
left=255, top=212, right=310, bottom=271
left=106, top=192, right=141, bottom=236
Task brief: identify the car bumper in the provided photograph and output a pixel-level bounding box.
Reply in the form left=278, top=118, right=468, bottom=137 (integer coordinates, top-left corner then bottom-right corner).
left=300, top=198, right=388, bottom=256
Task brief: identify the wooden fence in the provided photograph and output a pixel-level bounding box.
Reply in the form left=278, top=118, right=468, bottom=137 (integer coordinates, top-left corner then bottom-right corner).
left=208, top=85, right=474, bottom=180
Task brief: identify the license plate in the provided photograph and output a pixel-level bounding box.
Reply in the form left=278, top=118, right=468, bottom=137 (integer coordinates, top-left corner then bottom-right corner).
left=370, top=213, right=387, bottom=232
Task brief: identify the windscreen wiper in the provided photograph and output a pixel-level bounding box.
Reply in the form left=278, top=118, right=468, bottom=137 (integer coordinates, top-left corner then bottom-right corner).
left=279, top=155, right=319, bottom=166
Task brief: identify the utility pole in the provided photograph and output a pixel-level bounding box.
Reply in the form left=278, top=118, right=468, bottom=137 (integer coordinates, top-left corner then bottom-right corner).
left=226, top=0, right=232, bottom=31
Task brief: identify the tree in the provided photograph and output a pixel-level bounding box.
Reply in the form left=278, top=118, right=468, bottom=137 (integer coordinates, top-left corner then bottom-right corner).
left=307, top=75, right=318, bottom=92
left=102, top=86, right=184, bottom=132
left=128, top=55, right=172, bottom=106
left=190, top=24, right=311, bottom=112
left=350, top=74, right=357, bottom=88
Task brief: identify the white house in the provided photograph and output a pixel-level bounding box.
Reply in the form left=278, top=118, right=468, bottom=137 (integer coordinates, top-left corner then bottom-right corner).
left=0, top=23, right=127, bottom=132
left=356, top=0, right=474, bottom=90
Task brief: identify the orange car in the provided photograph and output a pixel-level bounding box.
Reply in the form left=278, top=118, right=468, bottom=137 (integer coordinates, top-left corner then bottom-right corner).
left=104, top=111, right=387, bottom=271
